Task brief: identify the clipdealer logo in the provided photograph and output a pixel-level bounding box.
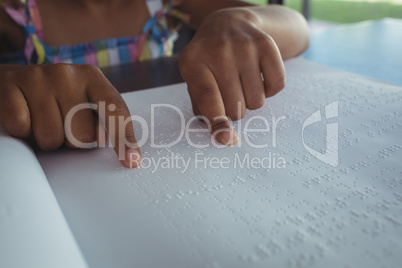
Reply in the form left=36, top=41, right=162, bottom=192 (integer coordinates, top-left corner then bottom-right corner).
left=302, top=101, right=339, bottom=167
left=63, top=101, right=339, bottom=169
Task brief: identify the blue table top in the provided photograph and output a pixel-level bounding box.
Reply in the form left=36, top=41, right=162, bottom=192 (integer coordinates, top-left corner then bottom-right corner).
left=302, top=18, right=402, bottom=85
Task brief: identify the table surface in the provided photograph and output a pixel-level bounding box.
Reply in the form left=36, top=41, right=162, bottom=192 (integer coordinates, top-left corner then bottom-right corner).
left=102, top=55, right=183, bottom=93
left=102, top=18, right=402, bottom=92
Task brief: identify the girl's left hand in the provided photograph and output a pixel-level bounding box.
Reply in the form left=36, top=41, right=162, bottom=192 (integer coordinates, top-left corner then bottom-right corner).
left=179, top=8, right=286, bottom=146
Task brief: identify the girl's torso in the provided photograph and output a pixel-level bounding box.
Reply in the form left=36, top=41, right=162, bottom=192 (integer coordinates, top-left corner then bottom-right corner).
left=37, top=0, right=151, bottom=46
left=0, top=0, right=186, bottom=67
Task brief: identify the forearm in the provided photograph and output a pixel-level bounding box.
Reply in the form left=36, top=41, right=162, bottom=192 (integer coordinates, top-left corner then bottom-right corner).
left=249, top=5, right=309, bottom=59
left=225, top=5, right=310, bottom=59
left=176, top=1, right=310, bottom=59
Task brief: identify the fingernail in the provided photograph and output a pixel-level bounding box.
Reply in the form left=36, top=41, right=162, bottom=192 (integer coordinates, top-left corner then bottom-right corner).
left=215, top=128, right=239, bottom=146
left=123, top=149, right=142, bottom=168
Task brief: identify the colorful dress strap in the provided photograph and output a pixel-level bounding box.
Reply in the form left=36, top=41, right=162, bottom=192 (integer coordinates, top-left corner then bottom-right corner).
left=1, top=0, right=189, bottom=66
left=4, top=0, right=50, bottom=64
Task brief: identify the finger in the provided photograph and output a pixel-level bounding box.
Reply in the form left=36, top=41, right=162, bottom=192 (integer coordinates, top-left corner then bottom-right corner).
left=96, top=120, right=108, bottom=148
left=184, top=65, right=238, bottom=146
left=85, top=66, right=142, bottom=168
left=26, top=64, right=98, bottom=149
left=260, top=44, right=286, bottom=98
left=187, top=89, right=201, bottom=117
left=214, top=69, right=246, bottom=121
left=23, top=89, right=65, bottom=151
left=56, top=86, right=97, bottom=149
left=0, top=84, right=31, bottom=138
left=240, top=63, right=266, bottom=110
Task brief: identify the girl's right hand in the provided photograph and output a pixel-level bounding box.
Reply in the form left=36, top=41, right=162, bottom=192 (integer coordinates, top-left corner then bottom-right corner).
left=0, top=64, right=142, bottom=168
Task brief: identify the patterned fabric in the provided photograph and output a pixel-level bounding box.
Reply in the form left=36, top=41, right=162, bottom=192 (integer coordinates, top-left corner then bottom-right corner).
left=0, top=0, right=188, bottom=67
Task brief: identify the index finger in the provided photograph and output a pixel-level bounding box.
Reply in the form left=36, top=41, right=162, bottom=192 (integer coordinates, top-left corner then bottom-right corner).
left=184, top=65, right=239, bottom=146
left=86, top=67, right=142, bottom=168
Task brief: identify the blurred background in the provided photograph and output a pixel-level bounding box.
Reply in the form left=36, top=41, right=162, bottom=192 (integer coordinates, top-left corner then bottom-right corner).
left=245, top=0, right=402, bottom=31
left=174, top=0, right=402, bottom=85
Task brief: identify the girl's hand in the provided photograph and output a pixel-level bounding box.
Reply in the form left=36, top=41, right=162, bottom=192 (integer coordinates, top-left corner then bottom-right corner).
left=179, top=8, right=286, bottom=146
left=0, top=64, right=142, bottom=168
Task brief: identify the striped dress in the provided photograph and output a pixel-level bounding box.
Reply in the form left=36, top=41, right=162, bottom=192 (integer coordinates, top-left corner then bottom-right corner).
left=0, top=0, right=189, bottom=67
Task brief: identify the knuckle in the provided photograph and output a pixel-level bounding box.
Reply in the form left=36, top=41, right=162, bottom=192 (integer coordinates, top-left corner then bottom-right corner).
left=64, top=137, right=79, bottom=149
left=3, top=109, right=31, bottom=137
left=247, top=96, right=265, bottom=110
left=50, top=63, right=73, bottom=76
left=179, top=47, right=195, bottom=62
left=179, top=47, right=199, bottom=71
left=81, top=64, right=102, bottom=74
left=107, top=94, right=127, bottom=110
left=26, top=65, right=44, bottom=80
left=266, top=73, right=286, bottom=98
left=114, top=104, right=130, bottom=117
left=0, top=70, right=15, bottom=82
left=65, top=116, right=97, bottom=149
left=75, top=131, right=97, bottom=146
left=36, top=131, right=64, bottom=151
left=45, top=64, right=75, bottom=90
left=12, top=111, right=31, bottom=134
left=275, top=73, right=286, bottom=91
left=197, top=85, right=218, bottom=104
left=226, top=106, right=246, bottom=121
left=218, top=39, right=232, bottom=52
left=105, top=94, right=130, bottom=118
left=77, top=64, right=104, bottom=85
left=233, top=37, right=254, bottom=50
left=257, top=35, right=275, bottom=49
left=216, top=40, right=233, bottom=59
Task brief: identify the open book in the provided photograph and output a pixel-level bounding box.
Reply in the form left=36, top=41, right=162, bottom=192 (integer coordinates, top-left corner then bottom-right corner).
left=1, top=58, right=401, bottom=268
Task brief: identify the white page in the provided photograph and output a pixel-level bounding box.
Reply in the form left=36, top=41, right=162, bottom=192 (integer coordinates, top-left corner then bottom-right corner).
left=37, top=58, right=402, bottom=268
left=0, top=128, right=88, bottom=268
